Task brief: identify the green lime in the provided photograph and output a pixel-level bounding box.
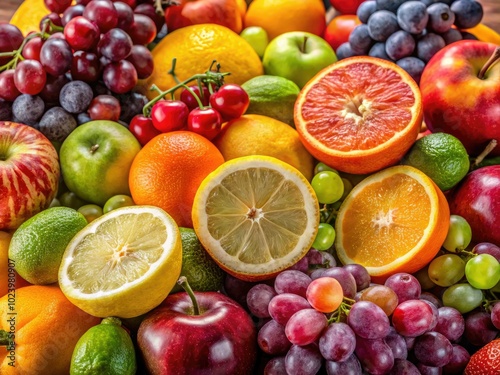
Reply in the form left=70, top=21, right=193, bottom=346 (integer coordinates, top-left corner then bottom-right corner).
left=401, top=133, right=470, bottom=191
left=241, top=75, right=300, bottom=127
left=171, top=228, right=225, bottom=293
left=8, top=207, right=88, bottom=284
left=70, top=317, right=136, bottom=375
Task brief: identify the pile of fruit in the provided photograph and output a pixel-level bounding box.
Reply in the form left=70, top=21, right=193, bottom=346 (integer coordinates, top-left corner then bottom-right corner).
left=0, top=0, right=499, bottom=374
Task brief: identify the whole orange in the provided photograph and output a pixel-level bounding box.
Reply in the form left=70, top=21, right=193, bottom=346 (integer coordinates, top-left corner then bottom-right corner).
left=244, top=0, right=326, bottom=41
left=0, top=231, right=31, bottom=297
left=129, top=131, right=225, bottom=228
left=0, top=285, right=100, bottom=375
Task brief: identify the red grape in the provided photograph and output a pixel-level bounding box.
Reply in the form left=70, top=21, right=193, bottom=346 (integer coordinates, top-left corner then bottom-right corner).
left=71, top=51, right=101, bottom=82
left=134, top=3, right=165, bottom=31
left=97, top=28, right=133, bottom=62
left=126, top=45, right=154, bottom=79
left=343, top=263, right=371, bottom=291
left=413, top=331, right=453, bottom=367
left=325, top=354, right=362, bottom=375
left=385, top=272, right=421, bottom=303
left=14, top=60, right=47, bottom=95
left=22, top=37, right=44, bottom=61
left=0, top=24, right=24, bottom=66
left=40, top=38, right=73, bottom=76
left=264, top=356, right=287, bottom=375
left=39, top=74, right=69, bottom=104
left=102, top=60, right=138, bottom=94
left=83, top=0, right=119, bottom=33
left=274, top=270, right=311, bottom=298
left=392, top=299, right=434, bottom=337
left=39, top=13, right=63, bottom=34
left=464, top=310, right=498, bottom=347
left=358, top=285, right=398, bottom=316
left=268, top=293, right=311, bottom=326
left=347, top=300, right=390, bottom=339
left=0, top=70, right=21, bottom=102
left=285, top=344, right=322, bottom=375
left=64, top=16, right=101, bottom=51
left=319, top=322, right=356, bottom=362
left=384, top=328, right=408, bottom=360
left=355, top=338, right=394, bottom=375
left=114, top=1, right=134, bottom=30
left=128, top=14, right=157, bottom=45
left=320, top=267, right=357, bottom=299
left=246, top=284, right=276, bottom=318
left=112, top=0, right=136, bottom=7
left=258, top=319, right=291, bottom=355
left=88, top=95, right=121, bottom=121
left=62, top=4, right=86, bottom=26
left=285, top=308, right=327, bottom=346
left=44, top=0, right=72, bottom=13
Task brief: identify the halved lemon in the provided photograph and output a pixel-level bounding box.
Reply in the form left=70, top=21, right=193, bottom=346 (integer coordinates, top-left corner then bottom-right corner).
left=192, top=155, right=319, bottom=281
left=58, top=206, right=182, bottom=318
left=335, top=165, right=450, bottom=283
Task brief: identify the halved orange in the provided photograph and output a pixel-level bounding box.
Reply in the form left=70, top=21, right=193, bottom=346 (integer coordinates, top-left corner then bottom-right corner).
left=294, top=56, right=423, bottom=175
left=335, top=165, right=450, bottom=283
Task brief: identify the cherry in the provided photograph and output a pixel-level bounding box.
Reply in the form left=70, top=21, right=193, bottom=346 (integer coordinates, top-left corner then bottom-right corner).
left=187, top=107, right=222, bottom=140
left=209, top=84, right=249, bottom=121
left=180, top=85, right=211, bottom=111
left=150, top=100, right=189, bottom=132
left=129, top=114, right=161, bottom=146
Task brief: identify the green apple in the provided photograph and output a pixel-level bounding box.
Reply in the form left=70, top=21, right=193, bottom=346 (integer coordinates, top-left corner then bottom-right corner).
left=60, top=121, right=141, bottom=206
left=263, top=31, right=337, bottom=88
left=240, top=26, right=269, bottom=58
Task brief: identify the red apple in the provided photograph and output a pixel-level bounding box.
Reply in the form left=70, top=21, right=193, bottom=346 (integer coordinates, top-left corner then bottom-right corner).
left=329, top=0, right=366, bottom=14
left=137, top=284, right=257, bottom=375
left=165, top=0, right=243, bottom=34
left=420, top=41, right=500, bottom=156
left=0, top=122, right=60, bottom=230
left=448, top=165, right=500, bottom=246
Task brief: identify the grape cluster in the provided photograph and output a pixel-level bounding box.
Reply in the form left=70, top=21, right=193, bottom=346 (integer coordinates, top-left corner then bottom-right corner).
left=0, top=0, right=162, bottom=141
left=337, top=0, right=484, bottom=84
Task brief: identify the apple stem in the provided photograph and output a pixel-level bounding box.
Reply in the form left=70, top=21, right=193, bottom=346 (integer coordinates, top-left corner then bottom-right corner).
left=89, top=144, right=99, bottom=154
left=0, top=330, right=9, bottom=346
left=301, top=36, right=308, bottom=54
left=177, top=276, right=200, bottom=315
left=472, top=139, right=498, bottom=168
left=477, top=47, right=500, bottom=80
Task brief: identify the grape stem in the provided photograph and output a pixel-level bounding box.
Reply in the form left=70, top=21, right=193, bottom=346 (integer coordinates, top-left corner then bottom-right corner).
left=327, top=299, right=354, bottom=324
left=478, top=46, right=500, bottom=80
left=177, top=276, right=200, bottom=315
left=142, top=58, right=230, bottom=116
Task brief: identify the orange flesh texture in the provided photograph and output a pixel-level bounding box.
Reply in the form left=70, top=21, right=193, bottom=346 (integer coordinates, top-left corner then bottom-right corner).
left=300, top=62, right=415, bottom=152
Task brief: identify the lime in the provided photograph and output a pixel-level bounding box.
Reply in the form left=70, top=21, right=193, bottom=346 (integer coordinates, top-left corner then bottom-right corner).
left=401, top=133, right=470, bottom=191
left=171, top=228, right=225, bottom=293
left=70, top=317, right=136, bottom=375
left=241, top=75, right=300, bottom=126
left=8, top=207, right=88, bottom=285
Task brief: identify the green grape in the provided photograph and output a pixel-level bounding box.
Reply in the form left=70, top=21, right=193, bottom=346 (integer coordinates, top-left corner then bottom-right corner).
left=78, top=204, right=104, bottom=223
left=103, top=194, right=136, bottom=213
left=340, top=178, right=353, bottom=200
left=465, top=253, right=500, bottom=290
left=311, top=171, right=344, bottom=204
left=442, top=215, right=472, bottom=252
left=49, top=198, right=61, bottom=208
left=413, top=265, right=436, bottom=290
left=314, top=162, right=338, bottom=175
left=491, top=279, right=500, bottom=293
left=312, top=223, right=336, bottom=251
left=428, top=254, right=465, bottom=287
left=442, top=283, right=483, bottom=313
left=59, top=191, right=88, bottom=210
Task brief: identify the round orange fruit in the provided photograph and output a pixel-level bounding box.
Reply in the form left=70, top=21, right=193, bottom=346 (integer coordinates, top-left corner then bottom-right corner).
left=294, top=56, right=423, bottom=175
left=129, top=131, right=225, bottom=228
left=335, top=165, right=450, bottom=283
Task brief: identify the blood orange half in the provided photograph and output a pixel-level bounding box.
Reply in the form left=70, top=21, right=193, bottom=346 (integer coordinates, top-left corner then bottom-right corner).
left=294, top=56, right=423, bottom=174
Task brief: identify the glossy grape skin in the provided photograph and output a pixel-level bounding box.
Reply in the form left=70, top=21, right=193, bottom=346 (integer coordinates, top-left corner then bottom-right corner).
left=311, top=171, right=344, bottom=204
left=180, top=85, right=211, bottom=111
left=134, top=3, right=165, bottom=31
left=126, top=45, right=154, bottom=79
left=0, top=23, right=24, bottom=66
left=64, top=16, right=101, bottom=51
left=288, top=255, right=309, bottom=274
left=336, top=42, right=355, bottom=60
left=347, top=301, right=390, bottom=339
left=443, top=215, right=472, bottom=252
left=349, top=24, right=373, bottom=55
left=385, top=30, right=415, bottom=60
left=22, top=37, right=44, bottom=61
left=274, top=270, right=311, bottom=298
left=385, top=273, right=421, bottom=303
left=0, top=70, right=21, bottom=102
left=417, top=33, right=446, bottom=63
left=465, top=253, right=500, bottom=289
left=397, top=1, right=428, bottom=34
left=247, top=284, right=276, bottom=318
left=98, top=28, right=133, bottom=62
left=355, top=338, right=394, bottom=375
left=258, top=319, right=291, bottom=355
left=464, top=311, right=498, bottom=347
left=59, top=191, right=89, bottom=210
left=264, top=356, right=287, bottom=375
left=389, top=359, right=420, bottom=375
left=491, top=302, right=500, bottom=330
left=319, top=322, right=356, bottom=362
left=71, top=51, right=101, bottom=83
left=306, top=277, right=344, bottom=313
left=359, top=285, right=398, bottom=316
left=268, top=293, right=311, bottom=326
left=392, top=299, right=434, bottom=337
left=343, top=264, right=371, bottom=291
left=369, top=42, right=391, bottom=60
left=422, top=299, right=439, bottom=331
left=356, top=0, right=377, bottom=23
left=114, top=1, right=134, bottom=30
left=416, top=363, right=441, bottom=375
left=325, top=354, right=362, bottom=375
left=375, top=0, right=406, bottom=13
left=209, top=84, right=250, bottom=121
left=473, top=242, right=500, bottom=262
left=451, top=0, right=483, bottom=29
left=285, top=308, right=327, bottom=346
left=427, top=3, right=455, bottom=33
left=62, top=4, right=85, bottom=26
left=83, top=0, right=119, bottom=33
left=312, top=223, right=336, bottom=251
left=367, top=10, right=400, bottom=42
left=442, top=283, right=483, bottom=314
left=40, top=74, right=69, bottom=105
left=45, top=0, right=72, bottom=13
left=428, top=254, right=465, bottom=287
left=88, top=95, right=121, bottom=121
left=285, top=344, right=322, bottom=375
left=314, top=162, right=337, bottom=175
left=102, top=60, right=138, bottom=94
left=320, top=267, right=357, bottom=298
left=414, top=331, right=453, bottom=367
left=40, top=38, right=73, bottom=77
left=40, top=12, right=63, bottom=34
left=128, top=14, right=157, bottom=45
left=419, top=292, right=442, bottom=308
left=14, top=60, right=47, bottom=95
left=77, top=204, right=103, bottom=223
left=442, top=344, right=470, bottom=374
left=384, top=328, right=408, bottom=360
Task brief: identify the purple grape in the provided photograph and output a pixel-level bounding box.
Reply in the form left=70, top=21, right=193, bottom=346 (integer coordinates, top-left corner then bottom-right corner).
left=40, top=38, right=73, bottom=77
left=367, top=10, right=400, bottom=42
left=349, top=25, right=374, bottom=55
left=392, top=299, right=434, bottom=337
left=336, top=42, right=356, bottom=60
left=388, top=359, right=420, bottom=374
left=343, top=264, right=370, bottom=291
left=320, top=251, right=336, bottom=268
left=461, top=31, right=479, bottom=40
left=435, top=306, right=465, bottom=342
left=307, top=249, right=323, bottom=266
left=310, top=268, right=327, bottom=280
left=385, top=30, right=415, bottom=60
left=114, top=1, right=134, bottom=30
left=62, top=4, right=85, bottom=26
left=414, top=331, right=453, bottom=367
left=440, top=28, right=463, bottom=45
left=223, top=274, right=256, bottom=310
left=416, top=363, right=442, bottom=375
left=375, top=0, right=407, bottom=13
left=38, top=107, right=77, bottom=142
left=264, top=356, right=287, bottom=375
left=397, top=56, right=426, bottom=84
left=357, top=0, right=377, bottom=23
left=319, top=322, right=356, bottom=362
left=369, top=42, right=392, bottom=60
left=247, top=284, right=276, bottom=318
left=98, top=28, right=133, bottom=62
left=427, top=3, right=455, bottom=33
left=422, top=299, right=439, bottom=331
left=268, top=293, right=311, bottom=326
left=347, top=301, right=390, bottom=339
left=491, top=302, right=500, bottom=330
left=76, top=112, right=91, bottom=125
left=274, top=270, right=311, bottom=297
left=285, top=344, right=322, bottom=375
left=473, top=242, right=500, bottom=262
left=417, top=33, right=446, bottom=62
left=420, top=291, right=443, bottom=308
left=320, top=267, right=357, bottom=298
left=464, top=310, right=498, bottom=347
left=118, top=91, right=147, bottom=124
left=451, top=0, right=483, bottom=29
left=355, top=338, right=394, bottom=375
left=0, top=100, right=12, bottom=121
left=258, top=319, right=291, bottom=355
left=325, top=354, right=362, bottom=375
left=404, top=336, right=416, bottom=351
left=442, top=344, right=470, bottom=374
left=384, top=328, right=408, bottom=360
left=385, top=273, right=421, bottom=303
left=397, top=1, right=429, bottom=34
left=12, top=94, right=45, bottom=126
left=287, top=255, right=309, bottom=273
left=285, top=308, right=327, bottom=346
left=59, top=80, right=93, bottom=114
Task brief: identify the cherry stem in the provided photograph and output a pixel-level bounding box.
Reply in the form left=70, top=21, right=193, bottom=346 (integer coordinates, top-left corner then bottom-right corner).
left=0, top=330, right=9, bottom=346
left=178, top=276, right=200, bottom=316
left=182, top=84, right=205, bottom=109
left=472, top=139, right=498, bottom=168
left=478, top=46, right=500, bottom=80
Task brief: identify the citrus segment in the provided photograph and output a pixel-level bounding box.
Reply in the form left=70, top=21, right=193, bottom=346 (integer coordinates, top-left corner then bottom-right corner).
left=58, top=206, right=182, bottom=318
left=295, top=56, right=423, bottom=174
left=9, top=0, right=48, bottom=37
left=192, top=156, right=319, bottom=281
left=335, top=165, right=450, bottom=282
